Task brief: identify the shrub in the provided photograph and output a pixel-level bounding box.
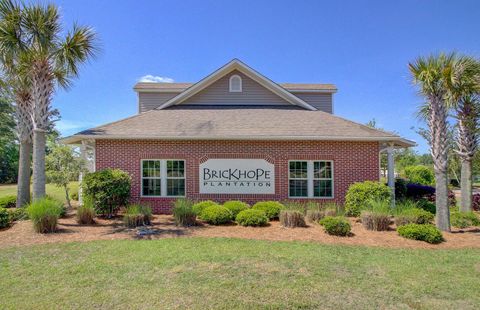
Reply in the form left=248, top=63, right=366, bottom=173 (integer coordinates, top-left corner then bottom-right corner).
left=416, top=199, right=436, bottom=214
left=345, top=181, right=391, bottom=217
left=397, top=224, right=443, bottom=244
left=7, top=207, right=28, bottom=222
left=223, top=201, right=250, bottom=218
left=236, top=209, right=268, bottom=227
left=173, top=199, right=196, bottom=226
left=83, top=168, right=131, bottom=217
left=306, top=210, right=324, bottom=223
left=200, top=205, right=232, bottom=225
left=70, top=191, right=79, bottom=201
left=280, top=210, right=306, bottom=227
left=0, top=195, right=16, bottom=208
left=319, top=216, right=351, bottom=236
left=360, top=211, right=391, bottom=231
left=123, top=204, right=152, bottom=228
left=395, top=208, right=434, bottom=227
left=404, top=165, right=435, bottom=186
left=26, top=198, right=63, bottom=233
left=394, top=178, right=408, bottom=200
left=76, top=203, right=96, bottom=225
left=472, top=193, right=480, bottom=211
left=405, top=183, right=435, bottom=199
left=450, top=212, right=480, bottom=228
left=0, top=208, right=10, bottom=228
left=427, top=190, right=457, bottom=207
left=192, top=200, right=219, bottom=217
left=252, top=201, right=285, bottom=220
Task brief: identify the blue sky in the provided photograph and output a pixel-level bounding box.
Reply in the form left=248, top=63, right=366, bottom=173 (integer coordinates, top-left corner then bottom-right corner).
left=47, top=0, right=480, bottom=153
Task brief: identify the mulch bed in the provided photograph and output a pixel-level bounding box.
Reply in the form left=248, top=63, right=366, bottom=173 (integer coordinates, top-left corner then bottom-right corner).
left=0, top=209, right=479, bottom=249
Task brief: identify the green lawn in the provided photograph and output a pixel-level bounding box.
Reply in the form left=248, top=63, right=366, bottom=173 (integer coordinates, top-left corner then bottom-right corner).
left=0, top=182, right=78, bottom=203
left=0, top=238, right=479, bottom=309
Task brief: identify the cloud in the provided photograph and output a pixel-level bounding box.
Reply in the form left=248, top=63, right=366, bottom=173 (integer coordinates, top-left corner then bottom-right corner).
left=138, top=75, right=174, bottom=83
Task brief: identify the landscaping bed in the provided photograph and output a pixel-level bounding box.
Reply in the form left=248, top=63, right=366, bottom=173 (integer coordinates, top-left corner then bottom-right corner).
left=0, top=208, right=479, bottom=249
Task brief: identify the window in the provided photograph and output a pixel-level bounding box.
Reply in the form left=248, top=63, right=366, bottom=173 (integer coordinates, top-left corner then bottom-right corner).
left=229, top=74, right=242, bottom=92
left=141, top=160, right=185, bottom=197
left=289, top=160, right=333, bottom=198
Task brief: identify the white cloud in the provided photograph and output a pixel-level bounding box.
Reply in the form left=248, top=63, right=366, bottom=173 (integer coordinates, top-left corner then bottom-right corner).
left=138, top=75, right=174, bottom=83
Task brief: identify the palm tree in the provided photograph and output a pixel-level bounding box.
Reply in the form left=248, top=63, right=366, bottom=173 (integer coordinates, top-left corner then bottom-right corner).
left=17, top=3, right=97, bottom=200
left=449, top=56, right=480, bottom=212
left=0, top=0, right=33, bottom=207
left=409, top=53, right=456, bottom=231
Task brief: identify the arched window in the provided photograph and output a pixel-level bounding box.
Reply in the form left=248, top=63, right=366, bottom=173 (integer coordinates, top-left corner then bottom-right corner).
left=229, top=74, right=242, bottom=92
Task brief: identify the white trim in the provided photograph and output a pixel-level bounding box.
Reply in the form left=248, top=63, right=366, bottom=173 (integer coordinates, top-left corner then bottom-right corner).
left=229, top=74, right=242, bottom=92
left=156, top=59, right=317, bottom=111
left=288, top=160, right=334, bottom=199
left=140, top=159, right=186, bottom=198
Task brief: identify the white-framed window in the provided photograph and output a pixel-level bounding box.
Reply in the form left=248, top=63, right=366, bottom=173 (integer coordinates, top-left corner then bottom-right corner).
left=288, top=160, right=333, bottom=198
left=229, top=74, right=242, bottom=92
left=141, top=159, right=185, bottom=197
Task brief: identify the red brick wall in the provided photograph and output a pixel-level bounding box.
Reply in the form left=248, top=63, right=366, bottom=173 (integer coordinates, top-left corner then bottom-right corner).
left=95, top=140, right=380, bottom=213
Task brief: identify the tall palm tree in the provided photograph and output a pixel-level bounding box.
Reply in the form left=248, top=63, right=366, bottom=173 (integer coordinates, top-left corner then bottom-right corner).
left=409, top=53, right=456, bottom=231
left=449, top=56, right=480, bottom=212
left=0, top=0, right=33, bottom=207
left=18, top=3, right=97, bottom=200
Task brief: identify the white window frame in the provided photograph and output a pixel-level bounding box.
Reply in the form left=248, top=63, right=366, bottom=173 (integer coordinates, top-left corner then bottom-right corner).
left=288, top=160, right=334, bottom=199
left=140, top=159, right=186, bottom=198
left=229, top=74, right=242, bottom=92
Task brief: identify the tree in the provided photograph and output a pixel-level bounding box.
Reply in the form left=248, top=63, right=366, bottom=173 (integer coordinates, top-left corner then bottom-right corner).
left=0, top=95, right=18, bottom=184
left=449, top=56, right=480, bottom=212
left=45, top=145, right=85, bottom=208
left=409, top=53, right=456, bottom=231
left=1, top=2, right=98, bottom=200
left=0, top=0, right=34, bottom=206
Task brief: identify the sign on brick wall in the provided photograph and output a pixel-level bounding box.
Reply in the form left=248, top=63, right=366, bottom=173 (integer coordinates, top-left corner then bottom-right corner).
left=199, top=159, right=275, bottom=194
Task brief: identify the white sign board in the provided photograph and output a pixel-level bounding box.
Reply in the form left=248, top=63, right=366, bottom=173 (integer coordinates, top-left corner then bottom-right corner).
left=199, top=159, right=275, bottom=194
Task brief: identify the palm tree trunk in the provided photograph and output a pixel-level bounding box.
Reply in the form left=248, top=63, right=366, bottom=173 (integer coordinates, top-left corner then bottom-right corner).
left=460, top=158, right=472, bottom=212
left=32, top=129, right=46, bottom=200
left=435, top=169, right=450, bottom=231
left=16, top=141, right=32, bottom=207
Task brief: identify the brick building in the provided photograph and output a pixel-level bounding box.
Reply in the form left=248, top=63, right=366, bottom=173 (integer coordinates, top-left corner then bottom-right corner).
left=64, top=59, right=414, bottom=213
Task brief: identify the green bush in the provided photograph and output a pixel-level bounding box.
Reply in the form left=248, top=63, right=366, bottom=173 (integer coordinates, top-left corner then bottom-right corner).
left=223, top=201, right=250, bottom=218
left=319, top=216, right=351, bottom=236
left=26, top=197, right=63, bottom=233
left=280, top=210, right=306, bottom=228
left=192, top=200, right=219, bottom=217
left=123, top=204, right=152, bottom=228
left=7, top=207, right=28, bottom=222
left=450, top=212, right=480, bottom=228
left=200, top=205, right=232, bottom=225
left=345, top=181, right=391, bottom=217
left=0, top=195, right=16, bottom=208
left=236, top=209, right=268, bottom=227
left=395, top=208, right=434, bottom=227
left=83, top=168, right=131, bottom=217
left=0, top=208, right=10, bottom=228
left=76, top=201, right=96, bottom=225
left=252, top=201, right=284, bottom=220
left=173, top=199, right=197, bottom=226
left=397, top=224, right=443, bottom=244
left=70, top=191, right=79, bottom=201
left=404, top=165, right=435, bottom=186
left=417, top=199, right=436, bottom=214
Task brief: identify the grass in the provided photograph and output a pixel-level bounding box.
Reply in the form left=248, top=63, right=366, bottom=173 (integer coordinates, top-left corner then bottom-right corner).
left=0, top=182, right=78, bottom=203
left=0, top=238, right=479, bottom=309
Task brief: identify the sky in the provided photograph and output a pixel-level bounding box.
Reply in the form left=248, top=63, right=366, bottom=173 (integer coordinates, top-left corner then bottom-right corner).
left=42, top=0, right=480, bottom=153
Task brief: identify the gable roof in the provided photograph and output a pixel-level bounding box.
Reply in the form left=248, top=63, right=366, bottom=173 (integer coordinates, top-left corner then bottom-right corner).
left=156, top=59, right=317, bottom=111
left=62, top=105, right=415, bottom=147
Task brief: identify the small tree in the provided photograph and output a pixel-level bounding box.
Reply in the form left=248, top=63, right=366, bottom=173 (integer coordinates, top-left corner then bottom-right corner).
left=45, top=145, right=85, bottom=208
left=83, top=169, right=131, bottom=218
